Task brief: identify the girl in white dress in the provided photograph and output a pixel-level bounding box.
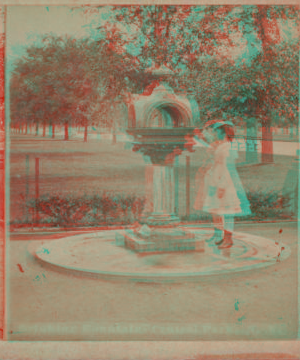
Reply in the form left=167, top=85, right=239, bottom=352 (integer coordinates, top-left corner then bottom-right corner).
left=193, top=120, right=251, bottom=249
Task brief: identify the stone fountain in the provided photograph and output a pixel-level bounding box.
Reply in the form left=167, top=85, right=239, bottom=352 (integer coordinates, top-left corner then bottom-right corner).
left=34, top=68, right=291, bottom=283
left=116, top=66, right=203, bottom=252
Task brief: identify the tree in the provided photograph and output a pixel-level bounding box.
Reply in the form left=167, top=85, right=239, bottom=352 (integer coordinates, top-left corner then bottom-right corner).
left=80, top=5, right=237, bottom=75
left=267, top=39, right=299, bottom=129
left=201, top=5, right=299, bottom=162
left=194, top=39, right=298, bottom=129
left=84, top=6, right=298, bottom=145
left=10, top=35, right=102, bottom=141
left=115, top=6, right=298, bottom=158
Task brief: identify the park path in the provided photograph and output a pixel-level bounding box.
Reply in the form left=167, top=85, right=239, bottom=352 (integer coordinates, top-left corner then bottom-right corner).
left=8, top=222, right=298, bottom=341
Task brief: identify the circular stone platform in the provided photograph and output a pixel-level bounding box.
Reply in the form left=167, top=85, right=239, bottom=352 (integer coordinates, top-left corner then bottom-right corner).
left=33, top=226, right=291, bottom=282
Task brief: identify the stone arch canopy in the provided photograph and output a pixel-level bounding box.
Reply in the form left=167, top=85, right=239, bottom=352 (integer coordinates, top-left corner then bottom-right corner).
left=128, top=86, right=199, bottom=128
left=143, top=100, right=193, bottom=128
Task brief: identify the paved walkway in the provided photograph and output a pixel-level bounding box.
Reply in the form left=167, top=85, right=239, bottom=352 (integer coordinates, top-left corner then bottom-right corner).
left=8, top=222, right=298, bottom=341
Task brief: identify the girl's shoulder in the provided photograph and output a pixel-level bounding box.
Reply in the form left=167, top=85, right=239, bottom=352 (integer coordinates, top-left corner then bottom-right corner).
left=215, top=141, right=237, bottom=159
left=215, top=141, right=231, bottom=153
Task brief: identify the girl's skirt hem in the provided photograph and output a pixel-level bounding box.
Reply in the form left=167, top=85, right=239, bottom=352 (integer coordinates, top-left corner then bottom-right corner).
left=201, top=206, right=252, bottom=217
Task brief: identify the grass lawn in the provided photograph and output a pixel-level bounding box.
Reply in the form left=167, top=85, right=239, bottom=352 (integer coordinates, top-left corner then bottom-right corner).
left=9, top=134, right=295, bottom=224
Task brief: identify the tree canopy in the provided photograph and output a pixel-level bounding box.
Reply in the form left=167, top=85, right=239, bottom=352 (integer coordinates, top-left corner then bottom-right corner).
left=11, top=36, right=100, bottom=128
left=10, top=5, right=299, bottom=135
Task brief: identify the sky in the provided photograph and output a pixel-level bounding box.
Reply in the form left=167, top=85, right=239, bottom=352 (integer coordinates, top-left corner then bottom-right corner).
left=7, top=6, right=109, bottom=64
left=6, top=6, right=298, bottom=71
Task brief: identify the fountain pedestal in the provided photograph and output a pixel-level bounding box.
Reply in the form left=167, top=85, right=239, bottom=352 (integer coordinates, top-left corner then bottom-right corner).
left=118, top=227, right=198, bottom=253
left=116, top=128, right=204, bottom=253
left=146, top=164, right=179, bottom=225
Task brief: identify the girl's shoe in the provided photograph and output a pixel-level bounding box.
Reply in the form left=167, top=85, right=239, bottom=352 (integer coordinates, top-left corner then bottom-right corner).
left=218, top=230, right=233, bottom=249
left=206, top=228, right=223, bottom=243
left=215, top=237, right=224, bottom=245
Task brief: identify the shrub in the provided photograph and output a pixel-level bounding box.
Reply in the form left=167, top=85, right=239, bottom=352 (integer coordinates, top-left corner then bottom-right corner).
left=28, top=195, right=90, bottom=227
left=17, top=189, right=293, bottom=228
left=190, top=189, right=293, bottom=221
left=25, top=192, right=146, bottom=227
left=241, top=189, right=292, bottom=220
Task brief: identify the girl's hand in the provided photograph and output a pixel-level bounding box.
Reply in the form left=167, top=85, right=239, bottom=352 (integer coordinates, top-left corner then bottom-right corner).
left=217, top=188, right=226, bottom=199
left=193, top=128, right=202, bottom=137
left=184, top=134, right=196, bottom=152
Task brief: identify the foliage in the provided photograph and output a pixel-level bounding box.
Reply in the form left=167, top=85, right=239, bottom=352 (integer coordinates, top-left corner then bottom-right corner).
left=267, top=40, right=299, bottom=126
left=18, top=188, right=293, bottom=227
left=94, top=5, right=299, bottom=127
left=191, top=41, right=299, bottom=126
left=10, top=36, right=100, bottom=129
left=80, top=5, right=232, bottom=71
left=25, top=192, right=146, bottom=227
left=204, top=5, right=299, bottom=126
left=10, top=6, right=299, bottom=132
left=243, top=189, right=292, bottom=219
left=10, top=35, right=136, bottom=131
left=191, top=189, right=293, bottom=221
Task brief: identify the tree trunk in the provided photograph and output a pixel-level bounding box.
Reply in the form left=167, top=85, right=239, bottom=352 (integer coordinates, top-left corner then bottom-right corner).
left=254, top=8, right=275, bottom=165
left=35, top=123, right=39, bottom=136
left=112, top=128, right=116, bottom=145
left=246, top=123, right=258, bottom=165
left=43, top=122, right=46, bottom=137
left=25, top=123, right=28, bottom=135
left=64, top=123, right=69, bottom=141
left=84, top=124, right=88, bottom=142
left=52, top=124, right=55, bottom=139
left=261, top=126, right=274, bottom=163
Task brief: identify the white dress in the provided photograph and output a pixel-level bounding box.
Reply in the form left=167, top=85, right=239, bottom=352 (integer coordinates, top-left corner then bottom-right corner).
left=194, top=141, right=251, bottom=216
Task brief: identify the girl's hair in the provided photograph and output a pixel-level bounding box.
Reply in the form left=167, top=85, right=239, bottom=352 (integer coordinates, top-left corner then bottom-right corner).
left=216, top=125, right=235, bottom=142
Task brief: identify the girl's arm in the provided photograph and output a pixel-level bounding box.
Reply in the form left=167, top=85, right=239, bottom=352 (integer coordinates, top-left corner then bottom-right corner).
left=194, top=135, right=210, bottom=148
left=193, top=128, right=210, bottom=148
